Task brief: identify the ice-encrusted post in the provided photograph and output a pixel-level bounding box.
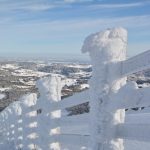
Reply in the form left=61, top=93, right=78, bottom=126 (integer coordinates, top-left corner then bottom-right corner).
left=82, top=27, right=127, bottom=150
left=13, top=103, right=23, bottom=150
left=21, top=93, right=38, bottom=150
left=36, top=75, right=62, bottom=150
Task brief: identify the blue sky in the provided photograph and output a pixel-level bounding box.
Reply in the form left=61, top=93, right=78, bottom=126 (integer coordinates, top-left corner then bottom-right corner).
left=0, top=0, right=150, bottom=58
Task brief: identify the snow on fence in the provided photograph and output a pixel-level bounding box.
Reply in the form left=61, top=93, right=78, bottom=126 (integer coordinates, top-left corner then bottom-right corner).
left=0, top=76, right=90, bottom=150
left=1, top=27, right=150, bottom=150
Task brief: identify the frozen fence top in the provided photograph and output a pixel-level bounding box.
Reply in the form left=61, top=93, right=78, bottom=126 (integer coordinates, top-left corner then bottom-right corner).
left=81, top=27, right=127, bottom=62
left=36, top=75, right=61, bottom=101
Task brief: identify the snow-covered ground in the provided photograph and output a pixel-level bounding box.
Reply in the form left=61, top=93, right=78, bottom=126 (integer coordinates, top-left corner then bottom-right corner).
left=0, top=94, right=5, bottom=99
left=0, top=88, right=11, bottom=92
left=61, top=78, right=77, bottom=87
left=12, top=69, right=50, bottom=77
left=1, top=64, right=19, bottom=70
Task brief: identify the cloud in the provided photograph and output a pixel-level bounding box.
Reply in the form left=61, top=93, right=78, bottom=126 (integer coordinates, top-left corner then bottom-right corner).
left=88, top=1, right=150, bottom=9
left=46, top=15, right=150, bottom=29
left=0, top=1, right=63, bottom=12
left=64, top=0, right=93, bottom=3
left=6, top=15, right=150, bottom=34
left=64, top=0, right=76, bottom=3
left=0, top=1, right=150, bottom=32
left=0, top=0, right=148, bottom=16
left=0, top=12, right=150, bottom=56
left=0, top=0, right=147, bottom=13
left=0, top=0, right=91, bottom=13
left=19, top=4, right=56, bottom=11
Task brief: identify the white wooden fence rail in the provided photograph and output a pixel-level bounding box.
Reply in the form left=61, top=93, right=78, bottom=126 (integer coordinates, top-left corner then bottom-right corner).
left=1, top=28, right=150, bottom=150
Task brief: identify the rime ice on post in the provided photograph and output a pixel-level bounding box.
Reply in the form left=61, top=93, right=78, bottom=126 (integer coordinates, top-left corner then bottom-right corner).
left=21, top=93, right=37, bottom=150
left=36, top=75, right=62, bottom=150
left=13, top=103, right=23, bottom=150
left=81, top=27, right=127, bottom=150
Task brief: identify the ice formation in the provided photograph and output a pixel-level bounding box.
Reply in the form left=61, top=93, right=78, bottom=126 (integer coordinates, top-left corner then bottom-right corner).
left=82, top=27, right=127, bottom=150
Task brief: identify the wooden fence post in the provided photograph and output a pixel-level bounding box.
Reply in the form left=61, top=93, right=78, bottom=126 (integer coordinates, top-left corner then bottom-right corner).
left=82, top=27, right=127, bottom=150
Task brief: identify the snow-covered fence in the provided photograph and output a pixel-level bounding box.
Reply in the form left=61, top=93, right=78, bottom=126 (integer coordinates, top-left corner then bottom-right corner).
left=81, top=27, right=128, bottom=150
left=1, top=27, right=150, bottom=150
left=35, top=76, right=90, bottom=150
left=81, top=27, right=150, bottom=150
left=21, top=93, right=38, bottom=150
left=0, top=75, right=90, bottom=150
left=0, top=101, right=23, bottom=149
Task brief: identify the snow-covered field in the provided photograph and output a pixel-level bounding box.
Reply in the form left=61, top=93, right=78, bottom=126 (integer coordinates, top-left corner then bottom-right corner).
left=0, top=61, right=91, bottom=111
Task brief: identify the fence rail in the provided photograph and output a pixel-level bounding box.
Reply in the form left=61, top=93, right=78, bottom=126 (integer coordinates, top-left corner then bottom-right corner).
left=117, top=124, right=150, bottom=142
left=49, top=90, right=90, bottom=111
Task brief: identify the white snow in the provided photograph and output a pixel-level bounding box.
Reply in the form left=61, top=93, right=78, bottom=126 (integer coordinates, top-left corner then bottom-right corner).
left=19, top=79, right=35, bottom=86
left=12, top=85, right=32, bottom=89
left=0, top=87, right=11, bottom=92
left=12, top=69, right=50, bottom=77
left=0, top=94, right=5, bottom=99
left=81, top=27, right=127, bottom=150
left=80, top=84, right=89, bottom=89
left=82, top=27, right=127, bottom=61
left=64, top=64, right=91, bottom=69
left=1, top=64, right=19, bottom=70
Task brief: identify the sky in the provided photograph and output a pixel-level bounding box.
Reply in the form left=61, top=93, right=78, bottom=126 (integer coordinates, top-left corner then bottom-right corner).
left=0, top=0, right=150, bottom=59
